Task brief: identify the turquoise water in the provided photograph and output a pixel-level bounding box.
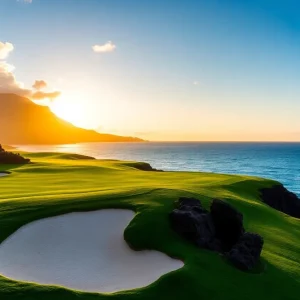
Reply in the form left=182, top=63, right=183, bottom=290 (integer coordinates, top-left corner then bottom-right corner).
left=17, top=142, right=300, bottom=196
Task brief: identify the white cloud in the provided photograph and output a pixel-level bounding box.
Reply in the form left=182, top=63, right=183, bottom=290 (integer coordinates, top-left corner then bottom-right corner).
left=32, top=80, right=47, bottom=90
left=0, top=41, right=60, bottom=100
left=0, top=61, right=31, bottom=96
left=0, top=42, right=14, bottom=60
left=92, top=41, right=116, bottom=53
left=18, top=0, right=33, bottom=3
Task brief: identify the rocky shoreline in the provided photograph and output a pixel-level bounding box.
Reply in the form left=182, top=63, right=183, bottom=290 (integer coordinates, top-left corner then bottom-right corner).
left=170, top=183, right=300, bottom=271
left=260, top=184, right=300, bottom=218
left=170, top=197, right=263, bottom=271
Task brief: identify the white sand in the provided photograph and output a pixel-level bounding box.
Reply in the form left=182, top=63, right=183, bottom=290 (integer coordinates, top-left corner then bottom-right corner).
left=0, top=173, right=8, bottom=177
left=0, top=209, right=183, bottom=292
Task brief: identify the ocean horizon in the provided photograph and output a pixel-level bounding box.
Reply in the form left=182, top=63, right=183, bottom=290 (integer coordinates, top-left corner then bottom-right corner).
left=17, top=142, right=300, bottom=197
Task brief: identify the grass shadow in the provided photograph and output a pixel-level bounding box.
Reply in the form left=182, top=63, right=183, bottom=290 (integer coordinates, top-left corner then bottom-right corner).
left=0, top=163, right=27, bottom=172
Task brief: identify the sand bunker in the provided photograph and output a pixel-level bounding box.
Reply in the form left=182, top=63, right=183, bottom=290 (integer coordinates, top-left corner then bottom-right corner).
left=0, top=209, right=183, bottom=292
left=0, top=173, right=8, bottom=177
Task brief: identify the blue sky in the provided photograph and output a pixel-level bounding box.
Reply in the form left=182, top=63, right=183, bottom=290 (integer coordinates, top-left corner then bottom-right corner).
left=1, top=0, right=300, bottom=141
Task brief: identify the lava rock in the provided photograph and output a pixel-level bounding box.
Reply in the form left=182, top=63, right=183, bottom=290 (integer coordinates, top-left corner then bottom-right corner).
left=178, top=197, right=201, bottom=208
left=170, top=198, right=220, bottom=251
left=261, top=185, right=300, bottom=218
left=133, top=162, right=163, bottom=172
left=170, top=197, right=264, bottom=271
left=178, top=197, right=208, bottom=214
left=170, top=209, right=200, bottom=241
left=194, top=214, right=222, bottom=252
left=210, top=200, right=245, bottom=251
left=170, top=208, right=217, bottom=249
left=226, top=232, right=264, bottom=271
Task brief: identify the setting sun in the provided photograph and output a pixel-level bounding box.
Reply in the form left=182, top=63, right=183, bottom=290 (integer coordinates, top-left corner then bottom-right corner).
left=50, top=96, right=96, bottom=129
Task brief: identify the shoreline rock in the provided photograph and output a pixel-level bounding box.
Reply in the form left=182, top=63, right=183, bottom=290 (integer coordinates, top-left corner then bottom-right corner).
left=170, top=197, right=264, bottom=271
left=0, top=144, right=30, bottom=164
left=132, top=162, right=163, bottom=172
left=260, top=185, right=300, bottom=218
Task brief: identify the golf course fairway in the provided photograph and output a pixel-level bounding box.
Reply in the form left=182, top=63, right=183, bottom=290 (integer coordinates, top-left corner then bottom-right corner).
left=0, top=151, right=299, bottom=300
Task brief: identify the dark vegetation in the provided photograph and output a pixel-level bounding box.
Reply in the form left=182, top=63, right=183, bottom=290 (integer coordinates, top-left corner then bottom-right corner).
left=170, top=197, right=264, bottom=271
left=0, top=144, right=30, bottom=164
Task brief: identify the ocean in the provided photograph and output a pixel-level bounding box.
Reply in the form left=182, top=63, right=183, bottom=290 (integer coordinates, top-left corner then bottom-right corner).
left=17, top=142, right=300, bottom=197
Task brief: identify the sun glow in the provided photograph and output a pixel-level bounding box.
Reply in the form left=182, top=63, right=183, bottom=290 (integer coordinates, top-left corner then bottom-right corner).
left=50, top=96, right=95, bottom=129
left=48, top=92, right=128, bottom=136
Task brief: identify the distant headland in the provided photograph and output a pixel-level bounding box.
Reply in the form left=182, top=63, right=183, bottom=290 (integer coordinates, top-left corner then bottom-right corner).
left=0, top=94, right=144, bottom=144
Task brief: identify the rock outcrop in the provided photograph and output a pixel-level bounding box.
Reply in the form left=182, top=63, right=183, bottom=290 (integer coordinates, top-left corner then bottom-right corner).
left=260, top=185, right=300, bottom=218
left=170, top=197, right=219, bottom=251
left=170, top=197, right=264, bottom=271
left=133, top=162, right=163, bottom=172
left=210, top=200, right=245, bottom=251
left=226, top=232, right=264, bottom=271
left=0, top=144, right=30, bottom=164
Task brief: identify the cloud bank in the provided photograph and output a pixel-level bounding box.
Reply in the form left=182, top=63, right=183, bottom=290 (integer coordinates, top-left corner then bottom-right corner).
left=0, top=61, right=31, bottom=97
left=0, top=42, right=14, bottom=60
left=92, top=41, right=116, bottom=53
left=0, top=41, right=60, bottom=101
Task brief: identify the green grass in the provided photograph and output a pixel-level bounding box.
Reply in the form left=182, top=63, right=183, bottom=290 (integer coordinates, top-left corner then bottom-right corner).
left=0, top=151, right=299, bottom=300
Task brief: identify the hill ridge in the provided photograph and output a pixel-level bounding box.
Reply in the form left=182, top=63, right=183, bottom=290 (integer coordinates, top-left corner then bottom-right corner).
left=0, top=93, right=144, bottom=144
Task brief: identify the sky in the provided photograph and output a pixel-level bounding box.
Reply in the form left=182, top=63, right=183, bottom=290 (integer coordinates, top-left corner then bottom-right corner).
left=1, top=0, right=300, bottom=141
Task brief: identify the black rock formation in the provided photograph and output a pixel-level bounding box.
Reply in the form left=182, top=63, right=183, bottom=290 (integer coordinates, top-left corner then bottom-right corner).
left=210, top=200, right=245, bottom=251
left=133, top=162, right=163, bottom=172
left=260, top=185, right=300, bottom=218
left=226, top=233, right=264, bottom=271
left=170, top=198, right=220, bottom=251
left=178, top=197, right=208, bottom=212
left=170, top=197, right=264, bottom=271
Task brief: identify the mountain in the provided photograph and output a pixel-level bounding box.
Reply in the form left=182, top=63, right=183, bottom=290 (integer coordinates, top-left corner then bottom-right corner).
left=0, top=94, right=144, bottom=144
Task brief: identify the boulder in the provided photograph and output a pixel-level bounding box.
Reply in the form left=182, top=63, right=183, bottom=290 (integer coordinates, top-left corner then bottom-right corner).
left=170, top=208, right=218, bottom=250
left=226, top=233, right=264, bottom=271
left=170, top=209, right=199, bottom=241
left=260, top=185, right=300, bottom=218
left=178, top=197, right=203, bottom=208
left=170, top=198, right=220, bottom=251
left=194, top=214, right=222, bottom=252
left=170, top=197, right=263, bottom=271
left=210, top=200, right=245, bottom=251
